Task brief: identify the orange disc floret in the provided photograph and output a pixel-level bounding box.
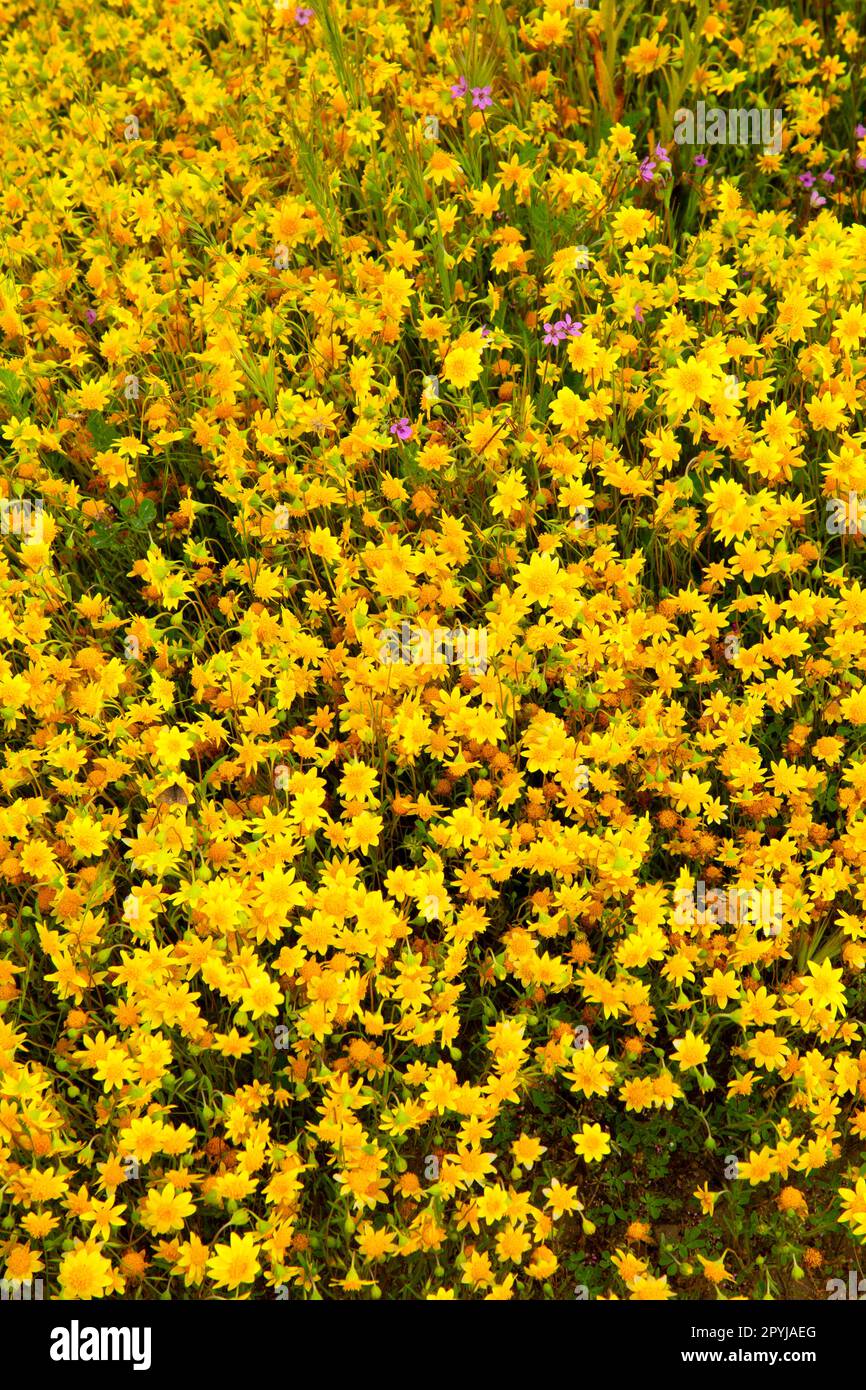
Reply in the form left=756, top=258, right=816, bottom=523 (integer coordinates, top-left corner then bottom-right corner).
left=778, top=1187, right=808, bottom=1214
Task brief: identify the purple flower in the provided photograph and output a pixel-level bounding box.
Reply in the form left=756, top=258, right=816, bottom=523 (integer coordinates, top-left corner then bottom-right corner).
left=480, top=324, right=490, bottom=338
left=798, top=172, right=815, bottom=188
left=694, top=153, right=708, bottom=167
left=820, top=169, right=834, bottom=183
left=634, top=304, right=644, bottom=324
left=389, top=417, right=413, bottom=442
left=857, top=156, right=866, bottom=171
left=471, top=85, right=492, bottom=111
left=856, top=124, right=866, bottom=139
left=655, top=145, right=669, bottom=162
left=450, top=75, right=468, bottom=99
left=638, top=158, right=656, bottom=183
left=810, top=191, right=826, bottom=207
left=85, top=309, right=97, bottom=324
left=543, top=314, right=584, bottom=348
left=556, top=314, right=582, bottom=338
left=295, top=5, right=313, bottom=22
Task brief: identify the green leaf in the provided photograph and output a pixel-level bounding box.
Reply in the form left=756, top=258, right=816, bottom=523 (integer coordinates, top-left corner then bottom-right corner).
left=87, top=412, right=119, bottom=451
left=529, top=1088, right=554, bottom=1115
left=0, top=367, right=28, bottom=413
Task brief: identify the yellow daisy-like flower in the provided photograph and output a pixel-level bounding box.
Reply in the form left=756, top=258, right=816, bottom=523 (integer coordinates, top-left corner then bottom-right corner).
left=58, top=1244, right=116, bottom=1299
left=140, top=1183, right=197, bottom=1235
left=206, top=1232, right=261, bottom=1292
left=672, top=1030, right=710, bottom=1070
left=441, top=345, right=483, bottom=390
left=572, top=1122, right=612, bottom=1162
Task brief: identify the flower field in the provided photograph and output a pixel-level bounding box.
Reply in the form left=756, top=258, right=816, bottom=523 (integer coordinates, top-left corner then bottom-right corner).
left=1, top=0, right=866, bottom=1303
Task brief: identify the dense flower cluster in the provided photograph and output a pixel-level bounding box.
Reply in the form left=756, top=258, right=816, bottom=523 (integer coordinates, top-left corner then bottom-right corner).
left=1, top=0, right=866, bottom=1300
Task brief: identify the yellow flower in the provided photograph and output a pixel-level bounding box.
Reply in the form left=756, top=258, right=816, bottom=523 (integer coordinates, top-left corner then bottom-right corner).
left=153, top=726, right=194, bottom=767
left=572, top=1123, right=612, bottom=1162
left=802, top=958, right=846, bottom=1016
left=693, top=1184, right=720, bottom=1216
left=549, top=386, right=591, bottom=437
left=628, top=1273, right=673, bottom=1300
left=542, top=1178, right=581, bottom=1219
left=626, top=1221, right=651, bottom=1242
left=206, top=1232, right=261, bottom=1292
left=672, top=1030, right=710, bottom=1070
left=58, top=1245, right=115, bottom=1299
left=527, top=1244, right=558, bottom=1279
left=738, top=1146, right=777, bottom=1185
left=4, top=1243, right=44, bottom=1281
left=441, top=345, right=482, bottom=390
left=65, top=814, right=110, bottom=860
left=611, top=206, right=654, bottom=245
left=140, top=1183, right=197, bottom=1235
left=777, top=1187, right=808, bottom=1216
left=511, top=1133, right=546, bottom=1169
left=625, top=35, right=671, bottom=74
left=698, top=1253, right=733, bottom=1285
